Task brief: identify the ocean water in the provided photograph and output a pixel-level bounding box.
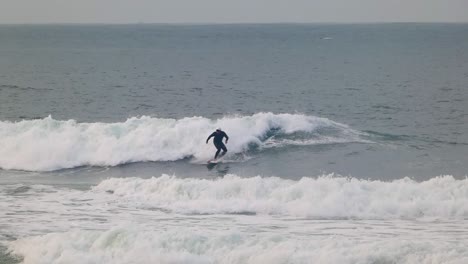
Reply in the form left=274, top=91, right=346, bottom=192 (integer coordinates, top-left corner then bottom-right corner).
left=0, top=24, right=467, bottom=263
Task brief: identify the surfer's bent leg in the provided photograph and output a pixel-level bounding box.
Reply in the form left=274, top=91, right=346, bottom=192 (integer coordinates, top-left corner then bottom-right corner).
left=215, top=147, right=221, bottom=159
left=214, top=142, right=221, bottom=159
left=219, top=143, right=227, bottom=157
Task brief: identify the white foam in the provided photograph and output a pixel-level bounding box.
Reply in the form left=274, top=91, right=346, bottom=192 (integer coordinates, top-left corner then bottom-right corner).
left=0, top=113, right=364, bottom=171
left=8, top=226, right=468, bottom=264
left=3, top=175, right=468, bottom=263
left=93, top=174, right=468, bottom=219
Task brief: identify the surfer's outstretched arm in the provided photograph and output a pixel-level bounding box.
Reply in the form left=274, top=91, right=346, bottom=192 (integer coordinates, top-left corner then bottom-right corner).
left=206, top=133, right=215, bottom=144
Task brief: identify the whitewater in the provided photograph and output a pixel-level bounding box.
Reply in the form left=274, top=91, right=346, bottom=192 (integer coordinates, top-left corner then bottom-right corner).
left=0, top=113, right=365, bottom=171
left=2, top=174, right=468, bottom=264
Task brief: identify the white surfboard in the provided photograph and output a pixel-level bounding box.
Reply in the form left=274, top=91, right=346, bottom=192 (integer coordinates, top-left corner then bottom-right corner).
left=207, top=155, right=225, bottom=164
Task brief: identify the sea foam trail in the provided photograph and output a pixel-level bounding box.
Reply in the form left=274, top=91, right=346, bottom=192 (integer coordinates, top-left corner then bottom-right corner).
left=94, top=175, right=468, bottom=219
left=0, top=113, right=364, bottom=171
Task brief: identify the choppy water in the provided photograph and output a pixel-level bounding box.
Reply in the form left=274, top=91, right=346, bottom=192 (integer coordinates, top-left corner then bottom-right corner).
left=0, top=24, right=467, bottom=263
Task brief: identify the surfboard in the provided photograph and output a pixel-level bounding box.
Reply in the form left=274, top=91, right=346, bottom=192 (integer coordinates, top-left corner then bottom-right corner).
left=207, top=155, right=225, bottom=164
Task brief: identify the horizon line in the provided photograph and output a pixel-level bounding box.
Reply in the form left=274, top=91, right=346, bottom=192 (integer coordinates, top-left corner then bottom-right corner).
left=1, top=21, right=468, bottom=26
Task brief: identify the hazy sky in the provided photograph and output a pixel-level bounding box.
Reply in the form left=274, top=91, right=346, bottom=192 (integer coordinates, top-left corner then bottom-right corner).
left=1, top=0, right=467, bottom=24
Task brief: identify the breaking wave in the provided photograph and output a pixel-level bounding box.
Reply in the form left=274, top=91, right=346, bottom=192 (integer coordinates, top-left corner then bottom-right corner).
left=0, top=113, right=365, bottom=171
left=9, top=226, right=468, bottom=264
left=4, top=175, right=468, bottom=264
left=94, top=174, right=468, bottom=219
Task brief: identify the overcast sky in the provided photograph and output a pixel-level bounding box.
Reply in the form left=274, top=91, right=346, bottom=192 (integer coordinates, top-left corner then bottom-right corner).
left=1, top=0, right=467, bottom=24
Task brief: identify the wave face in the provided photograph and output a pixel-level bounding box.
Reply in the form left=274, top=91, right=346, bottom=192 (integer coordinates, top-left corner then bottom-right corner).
left=94, top=175, right=468, bottom=219
left=0, top=113, right=364, bottom=171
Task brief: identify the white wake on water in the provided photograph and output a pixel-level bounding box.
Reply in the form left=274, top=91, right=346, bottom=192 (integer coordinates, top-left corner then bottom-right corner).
left=0, top=113, right=365, bottom=171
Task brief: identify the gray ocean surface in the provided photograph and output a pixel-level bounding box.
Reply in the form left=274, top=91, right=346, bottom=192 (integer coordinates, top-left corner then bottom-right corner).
left=0, top=24, right=467, bottom=263
left=1, top=24, right=467, bottom=181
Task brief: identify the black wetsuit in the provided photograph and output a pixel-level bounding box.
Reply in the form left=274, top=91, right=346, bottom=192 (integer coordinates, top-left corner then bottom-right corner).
left=206, top=130, right=229, bottom=159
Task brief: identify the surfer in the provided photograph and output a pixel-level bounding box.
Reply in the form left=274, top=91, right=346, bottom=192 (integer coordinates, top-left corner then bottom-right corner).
left=206, top=128, right=229, bottom=160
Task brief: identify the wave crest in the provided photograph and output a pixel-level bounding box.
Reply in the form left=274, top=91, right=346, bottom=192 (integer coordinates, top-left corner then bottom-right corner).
left=9, top=226, right=468, bottom=264
left=0, top=113, right=364, bottom=171
left=94, top=175, right=468, bottom=219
